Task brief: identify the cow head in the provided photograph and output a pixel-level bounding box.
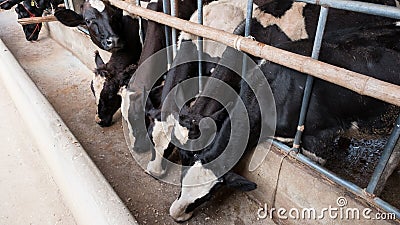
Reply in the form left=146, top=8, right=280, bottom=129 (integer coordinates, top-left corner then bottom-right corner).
left=15, top=1, right=44, bottom=41
left=91, top=51, right=135, bottom=126
left=170, top=160, right=256, bottom=222
left=54, top=0, right=123, bottom=51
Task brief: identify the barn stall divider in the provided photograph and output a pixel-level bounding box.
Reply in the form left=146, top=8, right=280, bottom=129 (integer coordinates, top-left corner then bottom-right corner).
left=102, top=0, right=400, bottom=220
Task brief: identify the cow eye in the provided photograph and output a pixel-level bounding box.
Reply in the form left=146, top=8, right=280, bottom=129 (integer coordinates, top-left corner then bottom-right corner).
left=85, top=19, right=91, bottom=24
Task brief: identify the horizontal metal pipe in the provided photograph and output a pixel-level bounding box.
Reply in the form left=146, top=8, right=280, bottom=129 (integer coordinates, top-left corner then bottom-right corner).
left=271, top=140, right=400, bottom=219
left=111, top=0, right=400, bottom=106
left=297, top=0, right=400, bottom=19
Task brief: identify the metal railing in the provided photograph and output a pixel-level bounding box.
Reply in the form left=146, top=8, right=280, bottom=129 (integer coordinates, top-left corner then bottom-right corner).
left=91, top=0, right=400, bottom=218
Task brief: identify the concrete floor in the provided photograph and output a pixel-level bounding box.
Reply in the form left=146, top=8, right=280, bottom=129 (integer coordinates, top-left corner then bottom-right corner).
left=0, top=56, right=76, bottom=224
left=0, top=8, right=276, bottom=225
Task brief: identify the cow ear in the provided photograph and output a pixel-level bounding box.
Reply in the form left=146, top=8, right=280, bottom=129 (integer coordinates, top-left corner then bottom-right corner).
left=223, top=171, right=257, bottom=191
left=94, top=51, right=105, bottom=68
left=210, top=102, right=232, bottom=122
left=54, top=8, right=84, bottom=27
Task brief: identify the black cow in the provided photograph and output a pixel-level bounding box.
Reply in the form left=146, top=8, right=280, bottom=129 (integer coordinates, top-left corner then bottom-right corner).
left=55, top=0, right=143, bottom=126
left=169, top=22, right=400, bottom=221
left=87, top=0, right=217, bottom=127
left=54, top=0, right=143, bottom=55
left=14, top=0, right=44, bottom=41
left=13, top=0, right=63, bottom=41
left=91, top=50, right=138, bottom=126
left=109, top=0, right=214, bottom=154
left=178, top=0, right=398, bottom=147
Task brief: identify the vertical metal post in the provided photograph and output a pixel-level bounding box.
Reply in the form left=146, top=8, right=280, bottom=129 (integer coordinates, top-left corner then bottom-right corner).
left=292, top=6, right=329, bottom=151
left=162, top=0, right=172, bottom=69
left=197, top=0, right=203, bottom=93
left=136, top=0, right=145, bottom=45
left=170, top=0, right=178, bottom=59
left=241, top=0, right=253, bottom=79
left=366, top=114, right=400, bottom=195
left=64, top=0, right=71, bottom=10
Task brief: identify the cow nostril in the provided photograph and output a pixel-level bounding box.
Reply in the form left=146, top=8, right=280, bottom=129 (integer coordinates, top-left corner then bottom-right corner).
left=106, top=39, right=113, bottom=46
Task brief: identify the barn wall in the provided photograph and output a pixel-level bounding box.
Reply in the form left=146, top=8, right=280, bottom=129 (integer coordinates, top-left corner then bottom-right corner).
left=44, top=22, right=111, bottom=71
left=239, top=143, right=398, bottom=224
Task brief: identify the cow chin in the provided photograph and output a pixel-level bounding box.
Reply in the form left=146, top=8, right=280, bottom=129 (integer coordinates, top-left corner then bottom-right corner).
left=169, top=200, right=194, bottom=222
left=95, top=114, right=113, bottom=127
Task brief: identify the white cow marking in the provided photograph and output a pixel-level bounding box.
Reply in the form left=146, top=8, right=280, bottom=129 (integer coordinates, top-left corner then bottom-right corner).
left=177, top=0, right=256, bottom=58
left=170, top=161, right=220, bottom=221
left=89, top=0, right=105, bottom=12
left=93, top=73, right=106, bottom=106
left=119, top=87, right=136, bottom=150
left=147, top=114, right=176, bottom=176
left=174, top=119, right=189, bottom=145
left=254, top=2, right=308, bottom=41
left=147, top=115, right=189, bottom=176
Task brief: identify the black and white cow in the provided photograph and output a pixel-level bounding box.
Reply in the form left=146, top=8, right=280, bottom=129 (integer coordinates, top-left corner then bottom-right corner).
left=54, top=0, right=144, bottom=126
left=169, top=22, right=400, bottom=221
left=91, top=50, right=139, bottom=126
left=14, top=0, right=45, bottom=41
left=54, top=0, right=143, bottom=54
left=143, top=0, right=261, bottom=177
left=117, top=0, right=217, bottom=154
left=145, top=0, right=398, bottom=177
left=12, top=0, right=63, bottom=41
left=89, top=0, right=222, bottom=126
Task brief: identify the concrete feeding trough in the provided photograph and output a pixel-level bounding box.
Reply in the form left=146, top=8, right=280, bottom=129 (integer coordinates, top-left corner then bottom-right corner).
left=0, top=39, right=137, bottom=225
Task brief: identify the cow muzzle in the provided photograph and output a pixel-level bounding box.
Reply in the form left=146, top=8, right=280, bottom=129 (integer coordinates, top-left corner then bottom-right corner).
left=102, top=36, right=121, bottom=51
left=95, top=114, right=112, bottom=127
left=169, top=199, right=194, bottom=222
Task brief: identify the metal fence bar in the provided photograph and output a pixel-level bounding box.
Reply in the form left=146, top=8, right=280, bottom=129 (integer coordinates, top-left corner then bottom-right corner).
left=197, top=0, right=203, bottom=93
left=366, top=114, right=400, bottom=195
left=63, top=0, right=70, bottom=9
left=241, top=0, right=253, bottom=81
left=272, top=140, right=400, bottom=219
left=136, top=0, right=145, bottom=45
left=297, top=0, right=400, bottom=19
left=162, top=0, right=172, bottom=69
left=170, top=0, right=178, bottom=58
left=292, top=6, right=329, bottom=150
